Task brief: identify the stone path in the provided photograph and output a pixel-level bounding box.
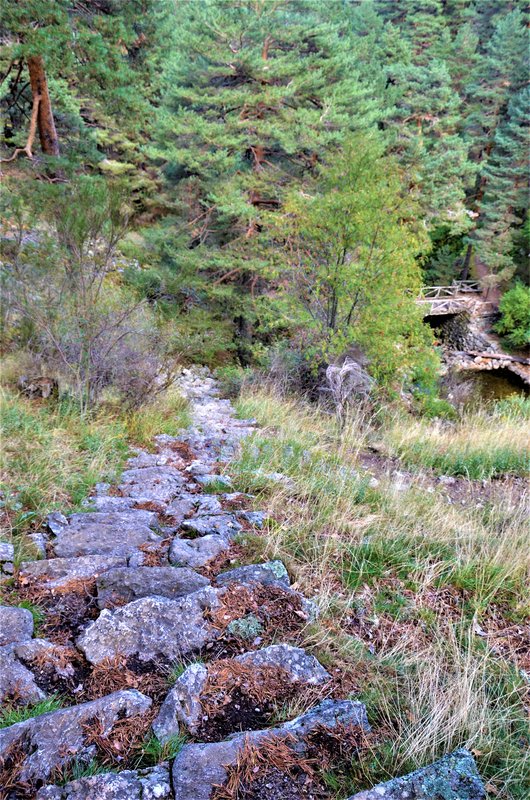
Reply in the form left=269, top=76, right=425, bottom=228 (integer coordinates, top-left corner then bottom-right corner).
left=0, top=367, right=485, bottom=799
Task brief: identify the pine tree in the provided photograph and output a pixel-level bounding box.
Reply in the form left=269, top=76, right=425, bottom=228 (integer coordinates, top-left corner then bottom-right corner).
left=472, top=86, right=529, bottom=283
left=0, top=0, right=162, bottom=165
left=384, top=57, right=474, bottom=230
left=465, top=8, right=528, bottom=166
left=153, top=0, right=381, bottom=360
left=462, top=8, right=528, bottom=279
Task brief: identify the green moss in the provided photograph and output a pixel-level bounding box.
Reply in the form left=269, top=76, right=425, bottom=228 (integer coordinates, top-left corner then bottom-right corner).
left=227, top=614, right=264, bottom=639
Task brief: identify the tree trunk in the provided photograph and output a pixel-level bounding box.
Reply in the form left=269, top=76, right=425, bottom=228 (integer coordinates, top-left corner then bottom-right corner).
left=460, top=243, right=472, bottom=280
left=27, top=55, right=60, bottom=156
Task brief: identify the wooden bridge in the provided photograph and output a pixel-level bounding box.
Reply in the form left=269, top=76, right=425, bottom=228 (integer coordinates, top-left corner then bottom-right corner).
left=416, top=281, right=482, bottom=315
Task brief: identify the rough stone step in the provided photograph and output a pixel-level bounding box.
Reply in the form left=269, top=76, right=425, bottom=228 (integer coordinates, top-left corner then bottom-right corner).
left=52, top=515, right=163, bottom=559
left=153, top=643, right=331, bottom=741
left=76, top=587, right=222, bottom=664
left=19, top=553, right=128, bottom=590
left=180, top=512, right=242, bottom=539
left=96, top=565, right=211, bottom=609
left=0, top=689, right=152, bottom=784
left=169, top=534, right=231, bottom=568
left=171, top=699, right=369, bottom=800
left=119, top=466, right=185, bottom=502
left=347, top=749, right=485, bottom=799
left=214, top=560, right=290, bottom=588
left=37, top=764, right=172, bottom=800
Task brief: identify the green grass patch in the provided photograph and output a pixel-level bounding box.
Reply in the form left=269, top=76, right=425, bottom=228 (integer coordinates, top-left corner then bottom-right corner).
left=0, top=386, right=189, bottom=535
left=135, top=733, right=187, bottom=768
left=0, top=696, right=64, bottom=728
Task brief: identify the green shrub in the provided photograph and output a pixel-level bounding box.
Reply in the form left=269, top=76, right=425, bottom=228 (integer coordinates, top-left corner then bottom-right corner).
left=494, top=283, right=530, bottom=348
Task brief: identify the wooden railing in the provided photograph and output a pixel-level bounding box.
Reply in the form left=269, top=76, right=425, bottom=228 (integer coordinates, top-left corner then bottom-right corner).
left=418, top=281, right=481, bottom=299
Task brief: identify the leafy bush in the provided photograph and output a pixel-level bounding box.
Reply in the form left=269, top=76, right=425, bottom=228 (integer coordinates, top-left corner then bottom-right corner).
left=2, top=177, right=179, bottom=410
left=494, top=283, right=530, bottom=348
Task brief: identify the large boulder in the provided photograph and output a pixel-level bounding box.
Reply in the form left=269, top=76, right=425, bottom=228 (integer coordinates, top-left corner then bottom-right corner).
left=153, top=643, right=330, bottom=741
left=0, top=605, right=34, bottom=645
left=172, top=699, right=369, bottom=800
left=37, top=764, right=172, bottom=799
left=347, top=749, right=485, bottom=799
left=77, top=588, right=222, bottom=664
left=0, top=690, right=152, bottom=784
left=96, top=566, right=210, bottom=608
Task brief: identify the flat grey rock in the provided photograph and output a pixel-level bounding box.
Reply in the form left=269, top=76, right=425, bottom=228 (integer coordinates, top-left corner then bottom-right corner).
left=77, top=588, right=222, bottom=664
left=180, top=513, right=242, bottom=540
left=37, top=764, right=172, bottom=799
left=169, top=534, right=230, bottom=568
left=215, top=560, right=290, bottom=588
left=154, top=644, right=329, bottom=740
left=119, top=466, right=184, bottom=502
left=19, top=554, right=127, bottom=589
left=236, top=510, right=268, bottom=528
left=52, top=517, right=162, bottom=558
left=0, top=604, right=34, bottom=645
left=0, top=689, right=152, bottom=783
left=347, top=749, right=485, bottom=799
left=67, top=510, right=159, bottom=528
left=172, top=699, right=369, bottom=800
left=85, top=495, right=137, bottom=512
left=96, top=566, right=210, bottom=608
left=237, top=644, right=330, bottom=684
left=0, top=644, right=45, bottom=704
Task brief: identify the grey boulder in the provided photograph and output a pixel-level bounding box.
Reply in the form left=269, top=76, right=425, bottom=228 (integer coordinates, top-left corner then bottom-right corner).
left=215, top=560, right=290, bottom=588
left=37, top=764, right=172, bottom=800
left=0, top=690, right=152, bottom=783
left=237, top=644, right=330, bottom=684
left=0, top=644, right=45, bottom=704
left=19, top=554, right=127, bottom=590
left=153, top=644, right=330, bottom=741
left=52, top=511, right=162, bottom=558
left=0, top=604, right=34, bottom=645
left=347, top=749, right=485, bottom=799
left=77, top=588, right=222, bottom=664
left=96, top=566, right=210, bottom=608
left=180, top=513, right=242, bottom=540
left=0, top=540, right=14, bottom=579
left=119, top=466, right=184, bottom=502
left=153, top=662, right=208, bottom=741
left=172, top=699, right=369, bottom=800
left=169, top=535, right=230, bottom=569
